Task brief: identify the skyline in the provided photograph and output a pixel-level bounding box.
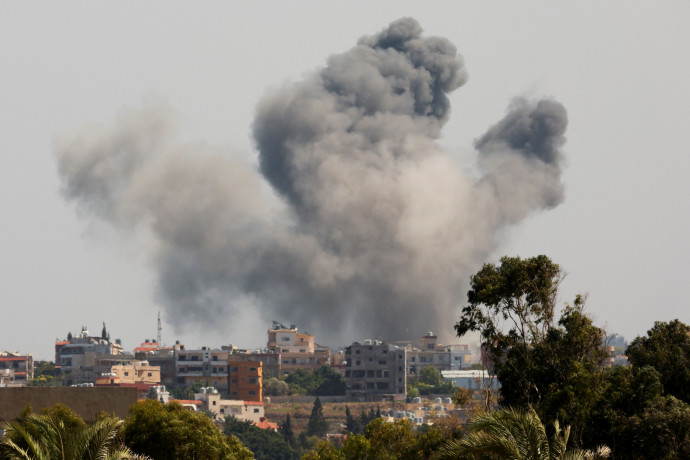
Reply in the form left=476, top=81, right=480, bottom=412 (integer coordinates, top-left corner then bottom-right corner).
left=2, top=2, right=689, bottom=360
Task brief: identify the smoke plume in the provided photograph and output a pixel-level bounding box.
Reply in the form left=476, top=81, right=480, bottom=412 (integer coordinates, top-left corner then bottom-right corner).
left=56, top=18, right=568, bottom=344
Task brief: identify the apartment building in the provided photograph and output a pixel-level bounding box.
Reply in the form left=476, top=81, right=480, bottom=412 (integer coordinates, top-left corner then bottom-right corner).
left=0, top=352, right=33, bottom=385
left=267, top=322, right=330, bottom=375
left=232, top=351, right=281, bottom=379
left=344, top=340, right=406, bottom=401
left=228, top=360, right=262, bottom=402
left=174, top=346, right=229, bottom=392
left=55, top=327, right=123, bottom=386
left=406, top=332, right=472, bottom=377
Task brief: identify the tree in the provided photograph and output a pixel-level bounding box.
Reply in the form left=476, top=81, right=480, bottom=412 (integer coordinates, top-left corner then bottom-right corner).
left=264, top=377, right=289, bottom=396
left=225, top=416, right=299, bottom=460
left=122, top=400, right=252, bottom=460
left=437, top=407, right=610, bottom=460
left=306, top=397, right=329, bottom=438
left=343, top=406, right=361, bottom=435
left=455, top=255, right=563, bottom=347
left=279, top=414, right=296, bottom=447
left=626, top=319, right=690, bottom=403
left=456, top=256, right=609, bottom=444
left=0, top=410, right=148, bottom=460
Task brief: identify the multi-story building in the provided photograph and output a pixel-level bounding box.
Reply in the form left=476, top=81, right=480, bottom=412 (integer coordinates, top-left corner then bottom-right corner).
left=138, top=341, right=182, bottom=387
left=406, top=332, right=472, bottom=377
left=228, top=360, right=262, bottom=402
left=266, top=322, right=330, bottom=375
left=0, top=352, right=34, bottom=385
left=174, top=346, right=229, bottom=392
left=55, top=327, right=123, bottom=386
left=344, top=340, right=406, bottom=401
left=232, top=351, right=281, bottom=379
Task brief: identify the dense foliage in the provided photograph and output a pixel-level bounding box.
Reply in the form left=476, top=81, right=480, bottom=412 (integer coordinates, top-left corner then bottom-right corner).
left=122, top=400, right=253, bottom=460
left=224, top=416, right=300, bottom=460
left=284, top=367, right=345, bottom=396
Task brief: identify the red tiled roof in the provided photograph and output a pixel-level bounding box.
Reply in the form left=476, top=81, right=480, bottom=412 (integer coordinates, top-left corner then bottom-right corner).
left=55, top=341, right=70, bottom=345
left=14, top=372, right=27, bottom=375
left=253, top=418, right=279, bottom=430
left=0, top=357, right=27, bottom=361
left=134, top=347, right=159, bottom=352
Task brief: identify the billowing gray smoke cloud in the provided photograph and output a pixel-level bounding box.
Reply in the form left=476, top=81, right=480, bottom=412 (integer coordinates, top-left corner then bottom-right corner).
left=56, top=18, right=568, bottom=344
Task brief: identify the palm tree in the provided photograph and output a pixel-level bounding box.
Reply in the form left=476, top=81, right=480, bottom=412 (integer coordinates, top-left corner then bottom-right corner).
left=437, top=407, right=609, bottom=460
left=0, top=413, right=149, bottom=460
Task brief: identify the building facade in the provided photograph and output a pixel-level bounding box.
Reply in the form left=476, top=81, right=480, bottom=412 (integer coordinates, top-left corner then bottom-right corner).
left=0, top=352, right=34, bottom=385
left=266, top=322, right=330, bottom=375
left=344, top=340, right=406, bottom=401
left=174, top=346, right=229, bottom=392
left=228, top=360, right=262, bottom=402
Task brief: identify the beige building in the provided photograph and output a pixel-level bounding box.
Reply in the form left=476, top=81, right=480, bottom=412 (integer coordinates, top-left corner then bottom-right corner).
left=267, top=322, right=330, bottom=375
left=55, top=327, right=124, bottom=386
left=405, top=332, right=472, bottom=377
left=194, top=387, right=266, bottom=423
left=111, top=361, right=160, bottom=385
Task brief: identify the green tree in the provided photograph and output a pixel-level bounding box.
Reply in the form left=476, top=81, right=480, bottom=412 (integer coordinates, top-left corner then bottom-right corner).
left=626, top=319, right=690, bottom=403
left=279, top=414, right=296, bottom=447
left=224, top=416, right=299, bottom=460
left=264, top=377, right=289, bottom=396
left=456, top=256, right=609, bottom=443
left=343, top=406, right=361, bottom=435
left=437, top=407, right=610, bottom=460
left=122, top=400, right=253, bottom=460
left=306, top=398, right=329, bottom=438
left=0, top=411, right=148, bottom=460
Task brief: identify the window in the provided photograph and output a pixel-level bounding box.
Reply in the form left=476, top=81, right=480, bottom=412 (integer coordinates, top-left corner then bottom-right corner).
left=212, top=356, right=218, bottom=361
left=383, top=349, right=388, bottom=354
left=355, top=360, right=361, bottom=365
left=254, top=408, right=260, bottom=413
left=299, top=349, right=306, bottom=353
left=249, top=367, right=257, bottom=372
left=379, top=360, right=386, bottom=365
left=124, top=372, right=129, bottom=376
left=147, top=372, right=152, bottom=377
left=220, top=409, right=225, bottom=414
left=212, top=401, right=216, bottom=405
left=230, top=367, right=238, bottom=372
left=249, top=390, right=256, bottom=395
left=249, top=378, right=257, bottom=384
left=282, top=337, right=290, bottom=342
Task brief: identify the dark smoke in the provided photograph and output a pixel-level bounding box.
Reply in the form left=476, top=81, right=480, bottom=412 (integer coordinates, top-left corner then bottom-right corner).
left=56, top=18, right=569, bottom=344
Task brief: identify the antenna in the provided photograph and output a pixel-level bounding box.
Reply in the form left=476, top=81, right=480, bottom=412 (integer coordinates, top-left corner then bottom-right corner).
left=157, top=311, right=162, bottom=346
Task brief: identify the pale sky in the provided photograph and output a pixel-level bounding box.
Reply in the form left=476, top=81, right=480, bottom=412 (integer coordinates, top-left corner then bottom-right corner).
left=1, top=2, right=689, bottom=360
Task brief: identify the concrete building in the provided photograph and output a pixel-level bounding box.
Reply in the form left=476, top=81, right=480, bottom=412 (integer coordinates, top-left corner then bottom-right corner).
left=174, top=346, right=229, bottom=392
left=232, top=351, right=281, bottom=379
left=405, top=332, right=472, bottom=377
left=228, top=360, right=262, bottom=402
left=55, top=327, right=123, bottom=386
left=267, top=322, right=330, bottom=375
left=194, top=387, right=267, bottom=424
left=0, top=352, right=33, bottom=385
left=344, top=340, right=406, bottom=401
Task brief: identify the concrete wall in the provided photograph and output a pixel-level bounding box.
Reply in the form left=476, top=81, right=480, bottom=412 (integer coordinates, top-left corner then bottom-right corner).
left=0, top=387, right=138, bottom=422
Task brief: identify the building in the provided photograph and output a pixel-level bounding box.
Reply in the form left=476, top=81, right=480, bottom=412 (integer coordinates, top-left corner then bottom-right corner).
left=194, top=387, right=268, bottom=424
left=266, top=322, right=330, bottom=375
left=232, top=351, right=281, bottom=379
left=405, top=332, right=472, bottom=377
left=174, top=346, right=229, bottom=392
left=55, top=327, right=123, bottom=386
left=228, top=360, right=262, bottom=402
left=0, top=352, right=34, bottom=385
left=441, top=369, right=500, bottom=390
left=344, top=340, right=406, bottom=401
left=139, top=342, right=182, bottom=387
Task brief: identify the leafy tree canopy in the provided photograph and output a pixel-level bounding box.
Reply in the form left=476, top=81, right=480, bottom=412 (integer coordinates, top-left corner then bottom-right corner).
left=626, top=319, right=690, bottom=403
left=122, top=400, right=253, bottom=460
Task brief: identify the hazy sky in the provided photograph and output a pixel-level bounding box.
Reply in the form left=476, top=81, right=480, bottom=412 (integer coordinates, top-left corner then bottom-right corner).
left=2, top=2, right=688, bottom=360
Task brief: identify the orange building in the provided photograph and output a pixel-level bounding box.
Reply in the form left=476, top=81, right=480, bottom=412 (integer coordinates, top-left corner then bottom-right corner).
left=228, top=360, right=262, bottom=402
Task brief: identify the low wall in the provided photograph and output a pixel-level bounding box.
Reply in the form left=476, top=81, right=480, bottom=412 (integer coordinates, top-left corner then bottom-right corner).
left=0, top=387, right=138, bottom=422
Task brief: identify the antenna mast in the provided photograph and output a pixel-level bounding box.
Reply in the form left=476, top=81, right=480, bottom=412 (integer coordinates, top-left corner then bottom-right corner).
left=157, top=311, right=162, bottom=346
